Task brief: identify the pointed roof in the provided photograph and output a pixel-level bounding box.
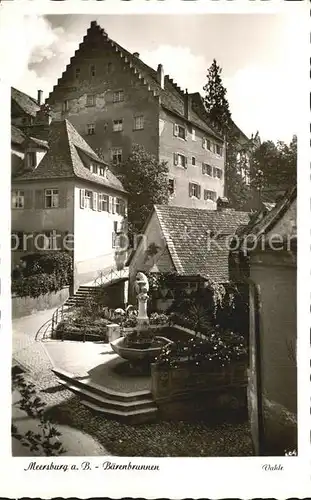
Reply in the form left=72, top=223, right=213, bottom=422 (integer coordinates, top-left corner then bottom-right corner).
left=239, top=185, right=296, bottom=246
left=147, top=205, right=250, bottom=281
left=47, top=21, right=222, bottom=142
left=14, top=119, right=126, bottom=193
left=11, top=87, right=40, bottom=117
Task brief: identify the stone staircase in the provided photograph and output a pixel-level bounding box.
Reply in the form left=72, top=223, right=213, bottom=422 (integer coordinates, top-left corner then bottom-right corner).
left=65, top=286, right=101, bottom=308
left=52, top=367, right=158, bottom=425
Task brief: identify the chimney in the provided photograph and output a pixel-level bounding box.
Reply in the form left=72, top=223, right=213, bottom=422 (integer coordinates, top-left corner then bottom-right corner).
left=157, top=64, right=164, bottom=89
left=217, top=197, right=230, bottom=210
left=37, top=89, right=43, bottom=106
left=184, top=90, right=191, bottom=120
left=133, top=52, right=140, bottom=58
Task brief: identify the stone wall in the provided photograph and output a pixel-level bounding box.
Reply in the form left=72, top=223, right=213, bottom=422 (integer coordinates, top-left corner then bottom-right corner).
left=12, top=286, right=69, bottom=319
left=151, top=360, right=247, bottom=421
left=249, top=249, right=297, bottom=454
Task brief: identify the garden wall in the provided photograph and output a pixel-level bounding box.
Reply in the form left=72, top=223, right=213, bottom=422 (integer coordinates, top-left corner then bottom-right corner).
left=151, top=361, right=247, bottom=421
left=12, top=287, right=69, bottom=319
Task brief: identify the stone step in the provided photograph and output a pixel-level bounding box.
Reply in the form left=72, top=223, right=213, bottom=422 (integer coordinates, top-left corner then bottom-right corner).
left=52, top=367, right=152, bottom=402
left=81, top=399, right=158, bottom=424
left=60, top=380, right=156, bottom=412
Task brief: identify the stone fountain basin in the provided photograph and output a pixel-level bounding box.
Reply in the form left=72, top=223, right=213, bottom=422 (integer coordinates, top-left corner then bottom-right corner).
left=110, top=336, right=174, bottom=363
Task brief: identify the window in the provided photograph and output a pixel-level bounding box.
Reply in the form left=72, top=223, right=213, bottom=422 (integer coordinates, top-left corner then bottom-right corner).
left=84, top=190, right=92, bottom=209
left=62, top=100, right=69, bottom=112
left=204, top=189, right=217, bottom=201
left=90, top=65, right=96, bottom=77
left=202, top=163, right=212, bottom=176
left=202, top=137, right=212, bottom=151
left=215, top=144, right=223, bottom=156
left=111, top=148, right=122, bottom=165
left=213, top=167, right=223, bottom=179
left=75, top=68, right=80, bottom=79
left=86, top=94, right=95, bottom=107
left=189, top=182, right=201, bottom=199
left=191, top=157, right=196, bottom=166
left=26, top=151, right=37, bottom=168
left=168, top=179, right=175, bottom=196
left=174, top=153, right=187, bottom=168
left=113, top=90, right=124, bottom=103
left=113, top=119, right=123, bottom=132
left=174, top=124, right=187, bottom=140
left=45, top=189, right=59, bottom=208
left=87, top=123, right=95, bottom=135
left=11, top=190, right=24, bottom=209
left=90, top=163, right=99, bottom=175
left=43, top=230, right=58, bottom=250
left=99, top=194, right=108, bottom=212
left=134, top=116, right=144, bottom=130
left=99, top=166, right=106, bottom=177
left=192, top=128, right=196, bottom=141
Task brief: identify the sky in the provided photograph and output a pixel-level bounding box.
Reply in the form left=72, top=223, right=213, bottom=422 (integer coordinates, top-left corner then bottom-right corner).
left=1, top=11, right=306, bottom=143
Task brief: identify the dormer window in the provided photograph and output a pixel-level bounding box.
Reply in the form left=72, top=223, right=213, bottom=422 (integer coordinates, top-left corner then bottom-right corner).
left=90, top=163, right=98, bottom=175
left=75, top=68, right=81, bottom=79
left=90, top=65, right=96, bottom=78
left=26, top=151, right=36, bottom=168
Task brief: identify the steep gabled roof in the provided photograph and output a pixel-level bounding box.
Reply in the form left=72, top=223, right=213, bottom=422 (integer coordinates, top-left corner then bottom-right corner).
left=11, top=87, right=40, bottom=117
left=46, top=21, right=223, bottom=141
left=153, top=205, right=250, bottom=282
left=239, top=185, right=296, bottom=245
left=14, top=119, right=126, bottom=193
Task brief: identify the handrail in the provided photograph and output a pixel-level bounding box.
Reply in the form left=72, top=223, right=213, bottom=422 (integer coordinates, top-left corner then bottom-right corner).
left=93, top=267, right=128, bottom=287
left=35, top=318, right=53, bottom=342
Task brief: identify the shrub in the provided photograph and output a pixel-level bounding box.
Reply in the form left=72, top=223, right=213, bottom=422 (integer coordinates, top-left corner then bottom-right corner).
left=12, top=273, right=59, bottom=298
left=149, top=312, right=169, bottom=326
left=12, top=251, right=73, bottom=298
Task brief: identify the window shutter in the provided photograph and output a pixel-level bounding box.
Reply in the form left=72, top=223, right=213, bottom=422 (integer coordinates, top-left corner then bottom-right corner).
left=185, top=157, right=188, bottom=168
left=173, top=124, right=179, bottom=136
left=173, top=153, right=178, bottom=166
left=80, top=189, right=85, bottom=209
left=124, top=203, right=128, bottom=217
left=112, top=197, right=116, bottom=214
left=59, top=187, right=67, bottom=208
left=24, top=190, right=33, bottom=209
left=92, top=192, right=98, bottom=211
left=189, top=183, right=192, bottom=197
left=98, top=193, right=102, bottom=212
left=35, top=189, right=44, bottom=209
left=202, top=137, right=205, bottom=149
left=108, top=196, right=112, bottom=213
left=198, top=185, right=201, bottom=199
left=184, top=128, right=188, bottom=141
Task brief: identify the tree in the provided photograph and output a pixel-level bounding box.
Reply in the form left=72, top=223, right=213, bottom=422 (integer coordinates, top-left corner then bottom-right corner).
left=116, top=144, right=169, bottom=238
left=203, top=60, right=252, bottom=210
left=203, top=59, right=231, bottom=132
left=250, top=135, right=297, bottom=192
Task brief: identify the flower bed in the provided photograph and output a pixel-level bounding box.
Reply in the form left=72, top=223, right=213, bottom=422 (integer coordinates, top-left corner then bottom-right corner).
left=54, top=315, right=109, bottom=342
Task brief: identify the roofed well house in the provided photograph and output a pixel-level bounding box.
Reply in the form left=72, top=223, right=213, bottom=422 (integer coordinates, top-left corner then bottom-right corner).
left=11, top=101, right=128, bottom=292
left=128, top=197, right=250, bottom=308
left=46, top=20, right=225, bottom=210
